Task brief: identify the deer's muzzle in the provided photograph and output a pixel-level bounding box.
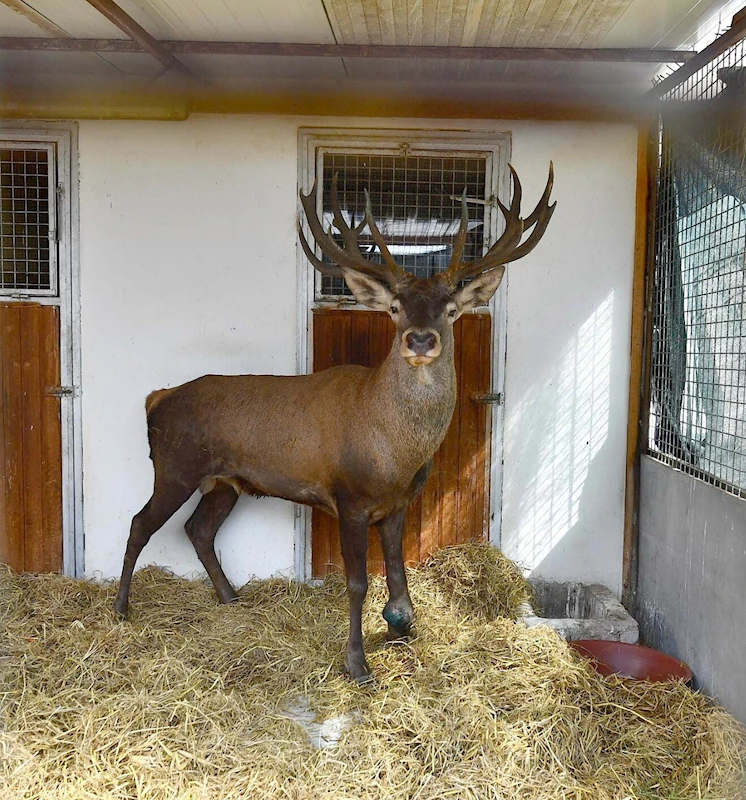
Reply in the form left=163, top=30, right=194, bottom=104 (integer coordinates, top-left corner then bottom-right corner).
left=401, top=328, right=442, bottom=366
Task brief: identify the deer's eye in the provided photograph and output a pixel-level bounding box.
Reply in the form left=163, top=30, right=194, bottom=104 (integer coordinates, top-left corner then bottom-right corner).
left=390, top=305, right=399, bottom=315
left=447, top=308, right=458, bottom=318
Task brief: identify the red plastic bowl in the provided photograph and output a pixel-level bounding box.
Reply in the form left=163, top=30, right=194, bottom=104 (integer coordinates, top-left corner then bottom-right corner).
left=569, top=640, right=693, bottom=684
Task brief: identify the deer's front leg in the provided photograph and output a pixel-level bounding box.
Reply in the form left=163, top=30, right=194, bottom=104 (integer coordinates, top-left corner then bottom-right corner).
left=377, top=507, right=414, bottom=640
left=338, top=506, right=373, bottom=684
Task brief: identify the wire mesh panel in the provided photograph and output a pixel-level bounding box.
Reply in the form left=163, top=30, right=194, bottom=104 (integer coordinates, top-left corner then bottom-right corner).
left=649, top=39, right=746, bottom=496
left=317, top=153, right=487, bottom=297
left=0, top=144, right=56, bottom=295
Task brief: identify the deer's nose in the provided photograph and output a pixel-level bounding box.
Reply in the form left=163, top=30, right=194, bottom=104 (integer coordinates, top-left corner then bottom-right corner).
left=405, top=329, right=438, bottom=356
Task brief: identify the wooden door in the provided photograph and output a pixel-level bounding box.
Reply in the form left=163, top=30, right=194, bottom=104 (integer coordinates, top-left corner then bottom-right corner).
left=311, top=308, right=492, bottom=577
left=0, top=302, right=63, bottom=572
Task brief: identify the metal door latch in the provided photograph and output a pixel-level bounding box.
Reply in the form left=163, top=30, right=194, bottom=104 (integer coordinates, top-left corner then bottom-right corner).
left=472, top=392, right=504, bottom=405
left=45, top=386, right=75, bottom=397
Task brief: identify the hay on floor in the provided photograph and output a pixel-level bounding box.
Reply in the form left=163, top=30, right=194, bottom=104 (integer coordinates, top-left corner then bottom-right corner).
left=1, top=543, right=744, bottom=800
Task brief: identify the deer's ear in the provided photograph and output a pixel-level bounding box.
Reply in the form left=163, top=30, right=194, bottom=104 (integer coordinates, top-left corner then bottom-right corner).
left=341, top=268, right=395, bottom=311
left=452, top=267, right=505, bottom=313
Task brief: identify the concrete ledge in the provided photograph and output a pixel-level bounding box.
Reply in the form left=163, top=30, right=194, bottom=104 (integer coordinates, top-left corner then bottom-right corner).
left=518, top=581, right=639, bottom=643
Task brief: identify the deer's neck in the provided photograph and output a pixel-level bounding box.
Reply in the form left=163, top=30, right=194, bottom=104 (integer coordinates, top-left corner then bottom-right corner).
left=371, top=335, right=457, bottom=462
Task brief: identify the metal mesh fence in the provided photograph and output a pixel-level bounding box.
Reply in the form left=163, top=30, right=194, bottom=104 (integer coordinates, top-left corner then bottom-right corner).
left=0, top=147, right=53, bottom=293
left=648, top=38, right=746, bottom=496
left=318, top=153, right=487, bottom=297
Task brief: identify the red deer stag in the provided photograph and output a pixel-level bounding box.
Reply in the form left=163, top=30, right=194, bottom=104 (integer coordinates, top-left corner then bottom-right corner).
left=114, top=164, right=555, bottom=683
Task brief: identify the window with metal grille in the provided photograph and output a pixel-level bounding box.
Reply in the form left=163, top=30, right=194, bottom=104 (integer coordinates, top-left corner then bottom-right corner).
left=0, top=143, right=57, bottom=296
left=648, top=39, right=746, bottom=497
left=316, top=152, right=488, bottom=298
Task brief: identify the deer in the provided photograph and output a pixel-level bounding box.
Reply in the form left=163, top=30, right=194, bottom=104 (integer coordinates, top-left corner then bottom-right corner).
left=114, top=163, right=555, bottom=684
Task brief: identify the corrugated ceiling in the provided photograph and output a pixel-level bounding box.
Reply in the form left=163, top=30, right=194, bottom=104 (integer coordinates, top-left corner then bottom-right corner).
left=0, top=0, right=742, bottom=111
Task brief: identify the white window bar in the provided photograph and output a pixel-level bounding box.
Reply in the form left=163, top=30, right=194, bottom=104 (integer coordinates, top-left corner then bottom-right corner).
left=0, top=141, right=58, bottom=298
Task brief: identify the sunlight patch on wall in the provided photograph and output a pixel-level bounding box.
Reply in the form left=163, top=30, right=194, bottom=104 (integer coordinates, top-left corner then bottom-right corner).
left=504, top=291, right=614, bottom=570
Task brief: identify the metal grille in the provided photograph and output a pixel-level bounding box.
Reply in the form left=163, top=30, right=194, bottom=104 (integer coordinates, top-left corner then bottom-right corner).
left=318, top=153, right=487, bottom=297
left=648, top=38, right=746, bottom=496
left=0, top=146, right=54, bottom=293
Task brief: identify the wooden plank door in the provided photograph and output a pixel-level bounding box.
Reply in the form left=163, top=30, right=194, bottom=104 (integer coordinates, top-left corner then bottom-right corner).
left=0, top=302, right=63, bottom=572
left=311, top=308, right=492, bottom=577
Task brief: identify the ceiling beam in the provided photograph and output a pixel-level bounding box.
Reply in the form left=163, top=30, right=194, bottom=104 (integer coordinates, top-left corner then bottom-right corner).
left=0, top=37, right=695, bottom=63
left=82, top=0, right=192, bottom=78
left=1, top=85, right=650, bottom=123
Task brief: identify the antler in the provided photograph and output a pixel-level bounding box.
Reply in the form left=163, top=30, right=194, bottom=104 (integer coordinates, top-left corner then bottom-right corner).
left=443, top=162, right=556, bottom=286
left=298, top=174, right=407, bottom=288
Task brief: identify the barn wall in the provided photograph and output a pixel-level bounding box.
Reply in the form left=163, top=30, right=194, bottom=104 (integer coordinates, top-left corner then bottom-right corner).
left=637, top=456, right=746, bottom=724
left=77, top=115, right=637, bottom=593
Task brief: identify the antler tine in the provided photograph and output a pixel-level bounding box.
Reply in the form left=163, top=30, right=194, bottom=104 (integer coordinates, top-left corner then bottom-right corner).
left=330, top=173, right=367, bottom=252
left=445, top=163, right=555, bottom=285
left=448, top=189, right=470, bottom=269
left=523, top=161, right=555, bottom=229
left=297, top=177, right=402, bottom=287
left=363, top=189, right=406, bottom=281
left=297, top=219, right=345, bottom=277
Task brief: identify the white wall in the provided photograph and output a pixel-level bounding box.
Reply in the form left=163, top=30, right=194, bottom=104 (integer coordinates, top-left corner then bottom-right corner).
left=501, top=124, right=637, bottom=594
left=78, top=115, right=636, bottom=594
left=78, top=116, right=299, bottom=584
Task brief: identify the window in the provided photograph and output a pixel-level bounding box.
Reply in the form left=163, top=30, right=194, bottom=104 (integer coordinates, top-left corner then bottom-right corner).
left=302, top=133, right=508, bottom=302
left=317, top=152, right=488, bottom=298
left=647, top=42, right=746, bottom=496
left=0, top=142, right=57, bottom=296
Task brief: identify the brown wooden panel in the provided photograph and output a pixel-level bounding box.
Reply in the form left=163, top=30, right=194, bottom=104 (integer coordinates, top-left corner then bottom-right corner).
left=20, top=305, right=45, bottom=568
left=456, top=314, right=484, bottom=542
left=38, top=306, right=63, bottom=572
left=0, top=309, right=6, bottom=567
left=0, top=305, right=24, bottom=570
left=438, top=321, right=462, bottom=552
left=311, top=308, right=492, bottom=577
left=477, top=315, right=492, bottom=536
left=0, top=303, right=62, bottom=573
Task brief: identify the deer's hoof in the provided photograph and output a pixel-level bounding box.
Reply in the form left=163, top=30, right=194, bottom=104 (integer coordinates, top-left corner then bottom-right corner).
left=383, top=601, right=413, bottom=633
left=113, top=598, right=129, bottom=620
left=386, top=623, right=414, bottom=642
left=344, top=652, right=373, bottom=685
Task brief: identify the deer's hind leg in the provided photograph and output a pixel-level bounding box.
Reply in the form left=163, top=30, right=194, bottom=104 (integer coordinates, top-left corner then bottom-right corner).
left=114, top=475, right=197, bottom=618
left=338, top=504, right=373, bottom=684
left=185, top=481, right=240, bottom=605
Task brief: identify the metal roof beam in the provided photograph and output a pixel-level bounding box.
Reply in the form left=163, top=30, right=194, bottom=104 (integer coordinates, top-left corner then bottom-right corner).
left=0, top=38, right=695, bottom=63
left=649, top=9, right=746, bottom=98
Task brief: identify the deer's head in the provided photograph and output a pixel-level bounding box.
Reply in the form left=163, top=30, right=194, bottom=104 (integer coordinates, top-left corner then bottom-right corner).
left=299, top=164, right=555, bottom=368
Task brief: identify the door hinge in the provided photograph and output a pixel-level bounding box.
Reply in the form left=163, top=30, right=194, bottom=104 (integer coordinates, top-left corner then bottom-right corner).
left=472, top=392, right=504, bottom=405
left=46, top=385, right=76, bottom=397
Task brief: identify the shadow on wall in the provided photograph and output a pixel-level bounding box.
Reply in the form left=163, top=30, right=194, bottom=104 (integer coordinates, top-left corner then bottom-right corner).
left=501, top=289, right=624, bottom=585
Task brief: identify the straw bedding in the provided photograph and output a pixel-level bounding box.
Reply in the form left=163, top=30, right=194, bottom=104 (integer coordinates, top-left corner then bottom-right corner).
left=1, top=543, right=744, bottom=800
